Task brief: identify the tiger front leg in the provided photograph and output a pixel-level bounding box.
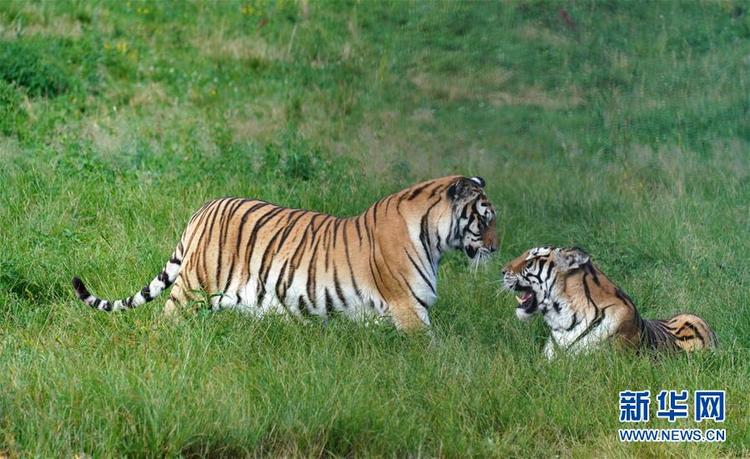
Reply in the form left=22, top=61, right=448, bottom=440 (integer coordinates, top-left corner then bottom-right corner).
left=388, top=298, right=432, bottom=331
left=543, top=338, right=557, bottom=360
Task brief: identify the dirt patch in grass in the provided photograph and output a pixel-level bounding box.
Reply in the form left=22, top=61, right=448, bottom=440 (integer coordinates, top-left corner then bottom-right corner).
left=516, top=24, right=572, bottom=48
left=0, top=12, right=84, bottom=39
left=488, top=85, right=584, bottom=109
left=192, top=32, right=286, bottom=64
left=81, top=103, right=221, bottom=160
left=229, top=103, right=286, bottom=144
left=409, top=69, right=510, bottom=103
left=410, top=70, right=583, bottom=109
left=129, top=82, right=169, bottom=109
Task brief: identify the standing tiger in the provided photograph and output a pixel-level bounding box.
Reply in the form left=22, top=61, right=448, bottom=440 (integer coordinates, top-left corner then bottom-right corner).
left=73, top=175, right=497, bottom=330
left=502, top=246, right=716, bottom=359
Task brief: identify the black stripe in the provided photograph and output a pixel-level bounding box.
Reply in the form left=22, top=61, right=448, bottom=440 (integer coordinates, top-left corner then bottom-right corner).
left=256, top=228, right=287, bottom=305
left=257, top=210, right=308, bottom=301
left=298, top=296, right=311, bottom=316
left=615, top=288, right=635, bottom=307
left=205, top=199, right=233, bottom=285
left=354, top=216, right=363, bottom=244
left=364, top=215, right=389, bottom=302
left=275, top=259, right=290, bottom=302
left=244, top=206, right=286, bottom=272
left=333, top=267, right=347, bottom=309
left=428, top=184, right=445, bottom=199
left=215, top=198, right=245, bottom=290
left=324, top=289, right=335, bottom=315
left=331, top=218, right=342, bottom=249
left=234, top=202, right=272, bottom=257
left=286, top=215, right=317, bottom=289
left=190, top=200, right=224, bottom=286
left=460, top=202, right=471, bottom=219
left=276, top=210, right=307, bottom=250
left=323, top=217, right=335, bottom=272
left=674, top=335, right=697, bottom=342
left=404, top=249, right=435, bottom=295
left=419, top=213, right=434, bottom=269
left=181, top=199, right=220, bottom=256
left=681, top=322, right=705, bottom=344
left=306, top=237, right=322, bottom=307
left=401, top=274, right=429, bottom=309
left=581, top=273, right=593, bottom=306
left=565, top=313, right=579, bottom=331
left=342, top=220, right=363, bottom=301
left=222, top=199, right=268, bottom=292
left=537, top=259, right=548, bottom=278
left=406, top=182, right=432, bottom=200
left=587, top=263, right=600, bottom=286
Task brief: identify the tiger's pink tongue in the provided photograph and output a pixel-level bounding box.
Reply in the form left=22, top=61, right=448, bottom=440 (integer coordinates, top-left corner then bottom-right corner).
left=515, top=292, right=533, bottom=304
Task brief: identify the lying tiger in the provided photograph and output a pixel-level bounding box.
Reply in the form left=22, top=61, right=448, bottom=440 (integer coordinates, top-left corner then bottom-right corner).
left=73, top=175, right=497, bottom=330
left=502, top=246, right=716, bottom=359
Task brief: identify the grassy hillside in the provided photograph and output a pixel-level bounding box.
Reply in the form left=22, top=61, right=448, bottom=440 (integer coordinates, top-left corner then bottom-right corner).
left=1, top=0, right=748, bottom=456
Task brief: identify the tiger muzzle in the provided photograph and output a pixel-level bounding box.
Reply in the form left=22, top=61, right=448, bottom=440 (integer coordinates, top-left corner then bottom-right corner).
left=503, top=274, right=538, bottom=314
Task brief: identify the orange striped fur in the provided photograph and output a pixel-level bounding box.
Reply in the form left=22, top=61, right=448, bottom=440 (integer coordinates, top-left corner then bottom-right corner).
left=73, top=176, right=497, bottom=330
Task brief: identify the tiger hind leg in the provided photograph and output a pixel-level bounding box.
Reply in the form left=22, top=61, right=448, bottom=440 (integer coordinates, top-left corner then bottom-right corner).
left=163, top=297, right=180, bottom=316
left=162, top=276, right=191, bottom=317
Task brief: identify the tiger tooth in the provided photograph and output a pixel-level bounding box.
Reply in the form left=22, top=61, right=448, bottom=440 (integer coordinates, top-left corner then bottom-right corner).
left=515, top=295, right=523, bottom=304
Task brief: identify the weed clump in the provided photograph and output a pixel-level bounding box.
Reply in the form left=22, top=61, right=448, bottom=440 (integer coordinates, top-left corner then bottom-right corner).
left=0, top=80, right=26, bottom=135
left=0, top=39, right=72, bottom=97
left=262, top=132, right=323, bottom=181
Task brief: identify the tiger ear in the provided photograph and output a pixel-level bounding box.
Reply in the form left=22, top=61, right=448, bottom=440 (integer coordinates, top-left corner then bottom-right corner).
left=447, top=176, right=483, bottom=200
left=469, top=176, right=486, bottom=187
left=553, top=247, right=590, bottom=273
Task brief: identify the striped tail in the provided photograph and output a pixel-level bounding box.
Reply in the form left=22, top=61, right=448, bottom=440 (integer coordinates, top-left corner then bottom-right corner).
left=72, top=249, right=183, bottom=312
left=642, top=314, right=717, bottom=352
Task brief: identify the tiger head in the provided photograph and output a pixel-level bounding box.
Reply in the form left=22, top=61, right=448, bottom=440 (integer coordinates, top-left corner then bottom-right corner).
left=445, top=176, right=498, bottom=264
left=502, top=246, right=590, bottom=320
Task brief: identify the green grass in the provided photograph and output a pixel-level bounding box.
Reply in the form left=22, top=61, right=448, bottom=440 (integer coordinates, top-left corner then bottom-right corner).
left=1, top=0, right=749, bottom=456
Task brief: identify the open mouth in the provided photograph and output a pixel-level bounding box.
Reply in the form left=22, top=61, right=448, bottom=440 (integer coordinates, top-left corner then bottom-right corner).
left=514, top=287, right=537, bottom=312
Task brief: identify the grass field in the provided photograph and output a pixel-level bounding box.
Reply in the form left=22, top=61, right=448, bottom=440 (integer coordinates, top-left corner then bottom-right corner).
left=1, top=0, right=749, bottom=456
